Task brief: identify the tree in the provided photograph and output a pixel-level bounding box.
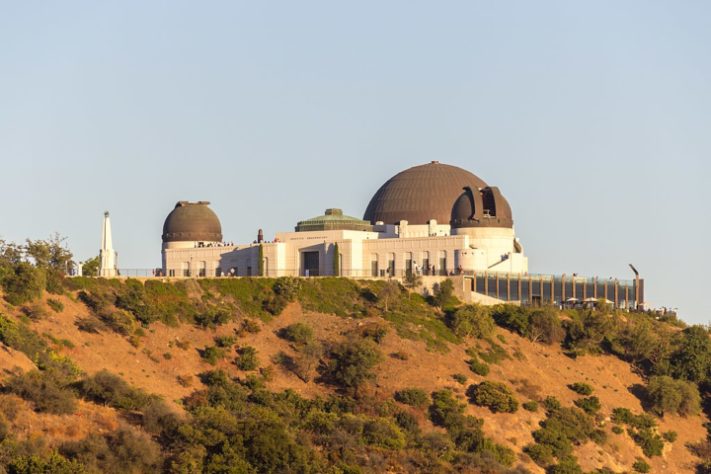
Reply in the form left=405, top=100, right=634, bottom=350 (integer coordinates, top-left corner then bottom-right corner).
left=646, top=375, right=701, bottom=417
left=527, top=307, right=564, bottom=344
left=332, top=243, right=340, bottom=276
left=82, top=256, right=100, bottom=277
left=403, top=270, right=422, bottom=297
left=432, top=279, right=456, bottom=308
left=669, top=326, right=711, bottom=383
left=327, top=339, right=382, bottom=393
left=379, top=280, right=401, bottom=312
left=446, top=305, right=495, bottom=338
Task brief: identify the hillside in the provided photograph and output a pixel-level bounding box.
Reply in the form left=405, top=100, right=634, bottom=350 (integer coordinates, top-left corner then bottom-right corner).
left=0, top=276, right=709, bottom=473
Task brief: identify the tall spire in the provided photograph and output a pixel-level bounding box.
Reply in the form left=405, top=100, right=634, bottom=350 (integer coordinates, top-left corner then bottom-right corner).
left=99, top=211, right=117, bottom=277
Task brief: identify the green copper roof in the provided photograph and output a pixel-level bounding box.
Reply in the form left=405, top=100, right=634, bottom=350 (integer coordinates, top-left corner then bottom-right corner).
left=295, top=208, right=373, bottom=232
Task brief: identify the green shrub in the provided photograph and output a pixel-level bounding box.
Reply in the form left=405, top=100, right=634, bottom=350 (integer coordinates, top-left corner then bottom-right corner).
left=573, top=396, right=601, bottom=414
left=326, top=339, right=382, bottom=392
left=646, top=375, right=701, bottom=417
left=362, top=418, right=406, bottom=449
left=662, top=430, right=678, bottom=442
left=467, top=381, right=519, bottom=413
left=235, top=346, right=259, bottom=371
left=446, top=305, right=495, bottom=338
left=527, top=307, right=565, bottom=344
left=278, top=323, right=314, bottom=345
left=612, top=425, right=624, bottom=434
left=214, top=335, right=237, bottom=348
left=394, top=388, right=429, bottom=408
left=77, top=370, right=157, bottom=410
left=568, top=382, right=593, bottom=395
left=492, top=305, right=529, bottom=336
left=631, top=428, right=664, bottom=457
left=542, top=396, right=561, bottom=411
left=467, top=356, right=490, bottom=376
left=668, top=325, right=711, bottom=383
left=523, top=401, right=539, bottom=412
left=632, top=458, right=651, bottom=473
left=1, top=262, right=45, bottom=305
left=361, top=324, right=388, bottom=343
left=452, top=373, right=468, bottom=385
left=429, top=389, right=467, bottom=430
left=201, top=345, right=227, bottom=365
left=611, top=408, right=655, bottom=430
left=432, top=279, right=457, bottom=308
left=6, top=370, right=76, bottom=414
left=477, top=340, right=508, bottom=364
left=21, top=302, right=49, bottom=320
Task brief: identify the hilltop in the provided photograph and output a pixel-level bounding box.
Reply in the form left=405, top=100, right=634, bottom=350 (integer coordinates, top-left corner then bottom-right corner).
left=0, top=273, right=710, bottom=473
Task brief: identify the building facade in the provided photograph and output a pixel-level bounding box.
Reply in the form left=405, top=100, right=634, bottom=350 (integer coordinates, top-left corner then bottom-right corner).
left=161, top=162, right=528, bottom=279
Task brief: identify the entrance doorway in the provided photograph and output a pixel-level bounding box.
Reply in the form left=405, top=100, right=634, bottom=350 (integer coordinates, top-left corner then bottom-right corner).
left=302, top=251, right=320, bottom=276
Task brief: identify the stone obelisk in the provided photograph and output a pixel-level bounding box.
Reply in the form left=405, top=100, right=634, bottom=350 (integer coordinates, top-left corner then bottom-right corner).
left=99, top=211, right=118, bottom=277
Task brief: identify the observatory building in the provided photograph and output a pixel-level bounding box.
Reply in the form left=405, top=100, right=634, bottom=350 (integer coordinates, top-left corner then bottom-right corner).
left=160, top=161, right=643, bottom=308
left=161, top=162, right=527, bottom=279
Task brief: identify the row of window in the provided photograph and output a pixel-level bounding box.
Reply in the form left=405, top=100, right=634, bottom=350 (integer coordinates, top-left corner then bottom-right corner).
left=370, top=251, right=449, bottom=277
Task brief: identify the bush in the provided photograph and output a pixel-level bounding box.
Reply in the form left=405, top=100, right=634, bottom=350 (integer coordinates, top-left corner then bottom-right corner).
left=467, top=382, right=519, bottom=413
left=567, top=382, right=593, bottom=396
left=631, top=428, right=664, bottom=457
left=467, top=356, right=490, bottom=376
left=46, top=298, right=64, bottom=313
left=201, top=345, right=227, bottom=365
left=362, top=418, right=406, bottom=449
left=646, top=375, right=701, bottom=417
left=214, top=335, right=237, bottom=348
left=446, top=305, right=495, bottom=338
left=326, top=339, right=382, bottom=392
left=394, top=388, right=429, bottom=408
left=6, top=370, right=76, bottom=414
left=452, top=373, right=468, bottom=385
left=662, top=430, right=677, bottom=442
left=612, top=425, right=623, bottom=434
left=527, top=308, right=564, bottom=344
left=2, top=262, right=45, bottom=305
left=77, top=370, right=156, bottom=410
left=278, top=323, right=314, bottom=345
left=361, top=324, right=388, bottom=343
left=632, top=458, right=651, bottom=473
left=573, top=396, right=601, bottom=415
left=235, top=346, right=259, bottom=371
left=432, top=279, right=457, bottom=308
left=523, top=401, right=539, bottom=412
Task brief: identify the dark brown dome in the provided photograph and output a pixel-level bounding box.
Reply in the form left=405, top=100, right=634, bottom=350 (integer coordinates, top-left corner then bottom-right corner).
left=451, top=186, right=513, bottom=228
left=363, top=162, right=488, bottom=225
left=162, top=201, right=223, bottom=243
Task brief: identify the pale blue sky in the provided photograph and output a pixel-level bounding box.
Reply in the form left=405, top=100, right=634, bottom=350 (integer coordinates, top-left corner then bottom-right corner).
left=0, top=1, right=709, bottom=322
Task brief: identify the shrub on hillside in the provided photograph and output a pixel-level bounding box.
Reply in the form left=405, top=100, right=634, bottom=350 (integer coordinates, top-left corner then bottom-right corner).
left=235, top=346, right=259, bottom=371
left=523, top=401, right=539, bottom=412
left=6, top=370, right=76, bottom=414
left=431, top=279, right=458, bottom=308
left=466, top=382, right=518, bottom=413
left=278, top=323, right=314, bottom=345
left=60, top=426, right=162, bottom=473
left=46, top=298, right=64, bottom=313
left=467, top=355, right=490, bottom=376
left=394, top=388, right=429, bottom=408
left=361, top=323, right=388, bottom=343
left=1, top=262, right=46, bottom=306
left=567, top=382, right=593, bottom=395
left=77, top=370, right=157, bottom=411
left=573, top=396, right=601, bottom=415
left=326, top=339, right=382, bottom=393
left=363, top=418, right=406, bottom=449
left=491, top=305, right=529, bottom=336
left=527, top=308, right=564, bottom=344
left=446, top=305, right=494, bottom=338
left=646, top=375, right=701, bottom=417
left=668, top=325, right=711, bottom=383
left=201, top=345, right=227, bottom=365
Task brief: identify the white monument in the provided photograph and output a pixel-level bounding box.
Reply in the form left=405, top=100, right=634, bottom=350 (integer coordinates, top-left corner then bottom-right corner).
left=99, top=211, right=118, bottom=277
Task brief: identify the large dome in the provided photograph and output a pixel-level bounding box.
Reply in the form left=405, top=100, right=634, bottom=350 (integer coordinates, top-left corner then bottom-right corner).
left=162, top=201, right=223, bottom=243
left=363, top=161, right=488, bottom=225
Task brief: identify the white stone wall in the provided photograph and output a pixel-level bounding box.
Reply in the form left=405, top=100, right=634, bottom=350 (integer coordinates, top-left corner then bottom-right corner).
left=162, top=226, right=527, bottom=278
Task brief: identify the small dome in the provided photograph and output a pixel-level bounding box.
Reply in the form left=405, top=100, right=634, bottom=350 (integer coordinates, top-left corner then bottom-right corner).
left=162, top=201, right=223, bottom=243
left=363, top=162, right=488, bottom=225
left=296, top=208, right=373, bottom=232
left=451, top=186, right=513, bottom=228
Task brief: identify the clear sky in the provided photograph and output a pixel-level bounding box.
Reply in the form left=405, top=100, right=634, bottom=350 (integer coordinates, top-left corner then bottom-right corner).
left=1, top=1, right=709, bottom=323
